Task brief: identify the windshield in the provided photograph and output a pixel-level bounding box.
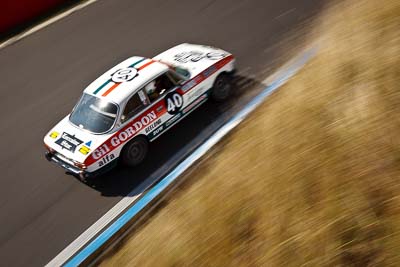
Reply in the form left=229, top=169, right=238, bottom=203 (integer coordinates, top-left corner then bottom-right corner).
left=69, top=94, right=118, bottom=134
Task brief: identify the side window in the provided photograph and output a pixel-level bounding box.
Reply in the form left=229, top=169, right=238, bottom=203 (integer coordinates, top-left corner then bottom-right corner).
left=144, top=73, right=177, bottom=103
left=173, top=67, right=190, bottom=81
left=167, top=70, right=186, bottom=84
left=121, top=90, right=149, bottom=123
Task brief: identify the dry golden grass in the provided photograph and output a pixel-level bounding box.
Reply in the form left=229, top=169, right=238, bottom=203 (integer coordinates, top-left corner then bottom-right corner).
left=101, top=0, right=400, bottom=266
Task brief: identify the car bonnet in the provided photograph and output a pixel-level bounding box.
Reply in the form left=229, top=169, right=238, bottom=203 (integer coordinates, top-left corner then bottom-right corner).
left=44, top=116, right=111, bottom=164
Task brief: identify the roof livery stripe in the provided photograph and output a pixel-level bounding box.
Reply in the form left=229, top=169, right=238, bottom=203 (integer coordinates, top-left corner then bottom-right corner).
left=137, top=60, right=155, bottom=70
left=100, top=59, right=157, bottom=97
left=101, top=82, right=119, bottom=97
left=92, top=80, right=110, bottom=95
left=129, top=57, right=146, bottom=67
left=93, top=57, right=146, bottom=96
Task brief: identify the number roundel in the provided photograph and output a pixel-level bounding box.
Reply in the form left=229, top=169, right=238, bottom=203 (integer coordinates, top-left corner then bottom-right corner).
left=111, top=68, right=138, bottom=83
left=165, top=92, right=184, bottom=115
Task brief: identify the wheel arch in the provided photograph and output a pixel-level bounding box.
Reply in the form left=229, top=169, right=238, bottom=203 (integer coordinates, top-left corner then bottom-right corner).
left=120, top=134, right=149, bottom=154
left=118, top=134, right=149, bottom=166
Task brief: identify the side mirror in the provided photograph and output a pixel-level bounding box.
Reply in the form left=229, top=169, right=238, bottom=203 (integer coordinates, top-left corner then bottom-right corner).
left=119, top=115, right=126, bottom=124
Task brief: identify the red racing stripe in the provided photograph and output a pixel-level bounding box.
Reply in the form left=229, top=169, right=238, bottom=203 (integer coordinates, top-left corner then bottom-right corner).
left=181, top=55, right=234, bottom=94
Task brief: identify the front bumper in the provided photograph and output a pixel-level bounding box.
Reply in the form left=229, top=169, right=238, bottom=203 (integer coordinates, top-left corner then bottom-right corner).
left=45, top=151, right=89, bottom=180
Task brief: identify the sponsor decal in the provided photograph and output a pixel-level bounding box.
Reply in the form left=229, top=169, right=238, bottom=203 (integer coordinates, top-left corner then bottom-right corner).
left=55, top=133, right=83, bottom=152
left=174, top=51, right=204, bottom=63
left=206, top=52, right=227, bottom=60
left=90, top=111, right=158, bottom=161
left=98, top=153, right=115, bottom=167
left=166, top=113, right=181, bottom=127
left=180, top=73, right=205, bottom=93
left=174, top=51, right=226, bottom=63
left=150, top=125, right=164, bottom=139
left=145, top=119, right=162, bottom=134
left=181, top=79, right=197, bottom=92
left=92, top=144, right=111, bottom=160
left=109, top=111, right=157, bottom=147
left=203, top=65, right=217, bottom=78
left=85, top=140, right=92, bottom=147
left=165, top=91, right=184, bottom=115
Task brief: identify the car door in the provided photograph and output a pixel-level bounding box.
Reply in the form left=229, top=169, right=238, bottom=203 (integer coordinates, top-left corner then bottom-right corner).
left=141, top=70, right=186, bottom=140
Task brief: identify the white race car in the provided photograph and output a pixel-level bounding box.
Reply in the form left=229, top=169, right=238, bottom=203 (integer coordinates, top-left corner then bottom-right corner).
left=44, top=43, right=235, bottom=179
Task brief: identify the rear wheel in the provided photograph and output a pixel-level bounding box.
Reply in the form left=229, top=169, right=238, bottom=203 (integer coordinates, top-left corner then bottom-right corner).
left=121, top=136, right=148, bottom=167
left=210, top=73, right=233, bottom=102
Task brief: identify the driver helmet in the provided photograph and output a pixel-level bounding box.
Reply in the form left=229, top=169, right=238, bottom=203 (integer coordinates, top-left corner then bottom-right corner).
left=145, top=81, right=156, bottom=94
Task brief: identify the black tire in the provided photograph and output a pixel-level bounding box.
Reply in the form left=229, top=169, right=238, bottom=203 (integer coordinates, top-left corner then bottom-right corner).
left=121, top=136, right=148, bottom=167
left=210, top=73, right=233, bottom=102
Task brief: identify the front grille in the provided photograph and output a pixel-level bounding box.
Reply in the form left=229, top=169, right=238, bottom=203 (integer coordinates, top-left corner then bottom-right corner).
left=55, top=152, right=76, bottom=166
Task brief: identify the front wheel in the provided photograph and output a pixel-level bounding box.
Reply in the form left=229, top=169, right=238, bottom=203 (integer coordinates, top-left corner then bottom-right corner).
left=121, top=136, right=148, bottom=167
left=210, top=73, right=233, bottom=102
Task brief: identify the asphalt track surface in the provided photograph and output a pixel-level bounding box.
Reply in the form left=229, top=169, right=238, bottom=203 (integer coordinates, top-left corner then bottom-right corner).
left=0, top=1, right=325, bottom=266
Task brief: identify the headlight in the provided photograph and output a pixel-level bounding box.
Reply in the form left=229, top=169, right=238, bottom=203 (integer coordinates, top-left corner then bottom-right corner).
left=79, top=146, right=91, bottom=155
left=49, top=131, right=59, bottom=139
left=74, top=162, right=87, bottom=170
left=44, top=144, right=55, bottom=153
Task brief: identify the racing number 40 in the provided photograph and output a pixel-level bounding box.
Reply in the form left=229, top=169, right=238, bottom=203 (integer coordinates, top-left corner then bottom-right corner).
left=166, top=92, right=183, bottom=114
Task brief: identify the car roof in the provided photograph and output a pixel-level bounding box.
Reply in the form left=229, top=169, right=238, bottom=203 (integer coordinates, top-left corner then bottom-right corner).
left=84, top=56, right=169, bottom=104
